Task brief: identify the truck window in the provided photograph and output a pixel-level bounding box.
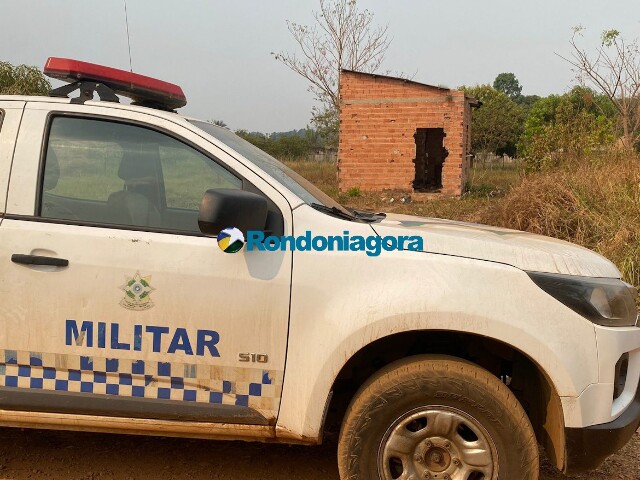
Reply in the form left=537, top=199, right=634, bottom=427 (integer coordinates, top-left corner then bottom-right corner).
left=191, top=120, right=351, bottom=215
left=40, top=116, right=242, bottom=233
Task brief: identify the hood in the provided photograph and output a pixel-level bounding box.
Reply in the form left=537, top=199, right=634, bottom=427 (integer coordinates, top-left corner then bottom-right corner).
left=371, top=213, right=619, bottom=278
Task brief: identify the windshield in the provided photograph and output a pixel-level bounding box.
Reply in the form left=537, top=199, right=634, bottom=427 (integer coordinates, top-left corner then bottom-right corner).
left=190, top=120, right=350, bottom=213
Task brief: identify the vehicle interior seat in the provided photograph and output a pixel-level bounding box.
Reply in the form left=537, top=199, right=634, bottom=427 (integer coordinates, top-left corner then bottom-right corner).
left=107, top=149, right=163, bottom=228
left=40, top=148, right=76, bottom=220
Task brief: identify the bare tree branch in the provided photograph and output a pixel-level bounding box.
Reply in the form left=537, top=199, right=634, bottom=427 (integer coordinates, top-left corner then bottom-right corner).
left=558, top=27, right=640, bottom=151
left=273, top=0, right=391, bottom=113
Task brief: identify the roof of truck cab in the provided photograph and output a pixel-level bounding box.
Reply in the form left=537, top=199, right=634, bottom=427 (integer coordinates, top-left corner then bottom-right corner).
left=0, top=95, right=186, bottom=123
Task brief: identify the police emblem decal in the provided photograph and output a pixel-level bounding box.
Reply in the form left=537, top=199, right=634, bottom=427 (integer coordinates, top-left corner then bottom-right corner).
left=120, top=272, right=155, bottom=311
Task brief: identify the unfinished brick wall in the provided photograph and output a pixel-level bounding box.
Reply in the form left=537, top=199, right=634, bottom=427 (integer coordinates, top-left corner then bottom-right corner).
left=338, top=70, right=475, bottom=196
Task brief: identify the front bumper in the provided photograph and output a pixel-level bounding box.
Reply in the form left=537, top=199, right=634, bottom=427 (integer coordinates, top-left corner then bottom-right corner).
left=564, top=381, right=640, bottom=473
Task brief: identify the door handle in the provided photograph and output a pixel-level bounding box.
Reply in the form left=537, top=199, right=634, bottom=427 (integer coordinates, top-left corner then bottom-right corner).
left=11, top=254, right=69, bottom=267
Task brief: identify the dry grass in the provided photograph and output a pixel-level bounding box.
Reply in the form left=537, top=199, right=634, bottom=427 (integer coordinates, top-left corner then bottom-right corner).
left=283, top=160, right=523, bottom=218
left=283, top=159, right=341, bottom=198
left=284, top=157, right=640, bottom=287
left=472, top=157, right=640, bottom=286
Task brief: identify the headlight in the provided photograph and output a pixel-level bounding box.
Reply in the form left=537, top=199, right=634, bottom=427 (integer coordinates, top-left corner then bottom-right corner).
left=527, top=271, right=638, bottom=327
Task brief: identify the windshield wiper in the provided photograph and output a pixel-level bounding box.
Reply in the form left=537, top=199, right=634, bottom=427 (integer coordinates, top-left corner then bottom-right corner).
left=351, top=209, right=387, bottom=223
left=310, top=203, right=358, bottom=221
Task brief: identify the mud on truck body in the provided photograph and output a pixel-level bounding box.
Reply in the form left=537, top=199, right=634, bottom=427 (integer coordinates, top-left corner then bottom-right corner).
left=0, top=58, right=638, bottom=480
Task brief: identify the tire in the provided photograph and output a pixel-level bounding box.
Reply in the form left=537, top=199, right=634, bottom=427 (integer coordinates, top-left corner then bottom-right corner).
left=337, top=355, right=539, bottom=480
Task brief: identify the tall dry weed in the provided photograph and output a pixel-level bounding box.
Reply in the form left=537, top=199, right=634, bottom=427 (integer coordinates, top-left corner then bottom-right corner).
left=474, top=157, right=640, bottom=285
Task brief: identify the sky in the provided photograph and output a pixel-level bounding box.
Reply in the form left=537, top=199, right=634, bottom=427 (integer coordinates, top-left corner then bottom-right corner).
left=1, top=1, right=639, bottom=132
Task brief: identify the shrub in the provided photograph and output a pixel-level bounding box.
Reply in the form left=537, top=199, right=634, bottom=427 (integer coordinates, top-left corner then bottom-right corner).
left=347, top=186, right=361, bottom=197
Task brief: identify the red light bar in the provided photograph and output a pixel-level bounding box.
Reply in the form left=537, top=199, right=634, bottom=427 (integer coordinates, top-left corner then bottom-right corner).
left=44, top=57, right=186, bottom=110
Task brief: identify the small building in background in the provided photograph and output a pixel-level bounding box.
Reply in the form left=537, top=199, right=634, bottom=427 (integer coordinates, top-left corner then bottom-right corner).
left=338, top=70, right=480, bottom=196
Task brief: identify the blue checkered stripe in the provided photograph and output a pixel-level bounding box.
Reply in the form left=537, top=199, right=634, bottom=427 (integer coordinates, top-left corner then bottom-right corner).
left=0, top=349, right=283, bottom=412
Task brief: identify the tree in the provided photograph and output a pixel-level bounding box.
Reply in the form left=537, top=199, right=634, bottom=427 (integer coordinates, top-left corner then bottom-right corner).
left=0, top=61, right=50, bottom=95
left=518, top=95, right=563, bottom=153
left=493, top=73, right=522, bottom=100
left=519, top=86, right=617, bottom=170
left=461, top=85, right=526, bottom=155
left=274, top=0, right=391, bottom=146
left=310, top=105, right=339, bottom=148
left=561, top=27, right=640, bottom=151
left=517, top=94, right=541, bottom=112
left=235, top=129, right=315, bottom=159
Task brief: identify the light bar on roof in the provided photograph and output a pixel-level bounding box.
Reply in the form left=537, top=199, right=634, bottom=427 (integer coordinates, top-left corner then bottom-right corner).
left=44, top=57, right=187, bottom=110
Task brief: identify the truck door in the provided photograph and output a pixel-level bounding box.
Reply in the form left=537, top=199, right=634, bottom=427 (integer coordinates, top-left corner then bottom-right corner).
left=0, top=102, right=25, bottom=218
left=0, top=103, right=292, bottom=425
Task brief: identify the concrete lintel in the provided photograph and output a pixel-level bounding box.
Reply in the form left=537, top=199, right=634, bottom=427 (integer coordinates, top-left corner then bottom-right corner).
left=342, top=97, right=464, bottom=105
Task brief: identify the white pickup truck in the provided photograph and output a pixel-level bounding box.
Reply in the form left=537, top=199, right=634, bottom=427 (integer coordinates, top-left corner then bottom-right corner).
left=0, top=58, right=638, bottom=480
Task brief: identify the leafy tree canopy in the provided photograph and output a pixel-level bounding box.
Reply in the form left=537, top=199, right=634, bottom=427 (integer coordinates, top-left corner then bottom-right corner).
left=493, top=73, right=522, bottom=100
left=310, top=105, right=339, bottom=148
left=519, top=86, right=617, bottom=169
left=0, top=61, right=50, bottom=95
left=461, top=84, right=526, bottom=155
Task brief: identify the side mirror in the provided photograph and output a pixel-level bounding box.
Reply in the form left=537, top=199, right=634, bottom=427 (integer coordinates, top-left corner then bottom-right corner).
left=198, top=188, right=268, bottom=236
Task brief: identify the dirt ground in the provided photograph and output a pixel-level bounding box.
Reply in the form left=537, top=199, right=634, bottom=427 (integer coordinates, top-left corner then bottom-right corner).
left=0, top=427, right=636, bottom=479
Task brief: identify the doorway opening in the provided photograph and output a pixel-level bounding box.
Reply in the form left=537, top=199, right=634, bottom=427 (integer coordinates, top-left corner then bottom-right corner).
left=413, top=128, right=447, bottom=192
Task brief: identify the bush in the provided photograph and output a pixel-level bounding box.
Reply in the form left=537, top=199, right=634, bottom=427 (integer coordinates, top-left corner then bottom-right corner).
left=346, top=186, right=361, bottom=197
left=236, top=129, right=319, bottom=159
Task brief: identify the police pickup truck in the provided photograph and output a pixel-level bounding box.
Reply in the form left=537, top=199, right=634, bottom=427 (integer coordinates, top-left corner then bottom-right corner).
left=0, top=58, right=638, bottom=480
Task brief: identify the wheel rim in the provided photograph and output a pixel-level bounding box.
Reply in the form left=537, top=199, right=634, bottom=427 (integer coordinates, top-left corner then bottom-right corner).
left=378, top=406, right=498, bottom=480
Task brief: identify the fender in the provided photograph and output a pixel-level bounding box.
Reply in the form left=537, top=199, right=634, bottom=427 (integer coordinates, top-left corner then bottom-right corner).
left=276, top=311, right=577, bottom=442
left=276, top=219, right=598, bottom=442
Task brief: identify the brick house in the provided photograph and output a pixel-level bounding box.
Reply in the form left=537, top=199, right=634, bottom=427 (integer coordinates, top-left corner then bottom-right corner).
left=338, top=70, right=480, bottom=196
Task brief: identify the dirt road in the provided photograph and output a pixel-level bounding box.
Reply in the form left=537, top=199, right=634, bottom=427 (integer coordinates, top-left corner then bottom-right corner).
left=0, top=427, right=637, bottom=479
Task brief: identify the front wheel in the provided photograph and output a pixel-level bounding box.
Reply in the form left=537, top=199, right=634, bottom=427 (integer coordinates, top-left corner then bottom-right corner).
left=337, top=355, right=539, bottom=480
